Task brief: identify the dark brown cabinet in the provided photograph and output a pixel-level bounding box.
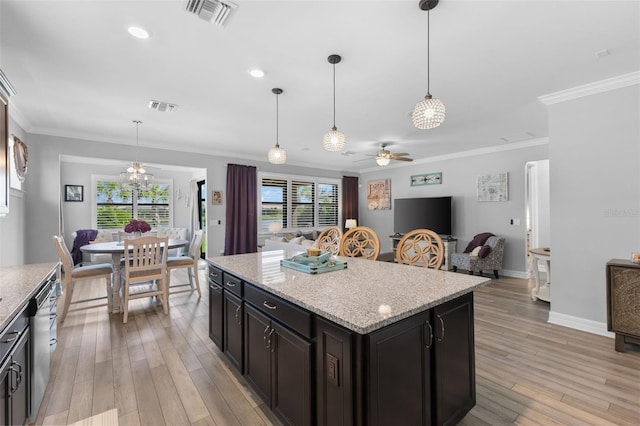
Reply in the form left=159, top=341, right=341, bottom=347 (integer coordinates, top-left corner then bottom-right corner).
left=223, top=291, right=243, bottom=371
left=208, top=265, right=223, bottom=348
left=244, top=301, right=312, bottom=426
left=1, top=309, right=29, bottom=426
left=606, top=259, right=640, bottom=351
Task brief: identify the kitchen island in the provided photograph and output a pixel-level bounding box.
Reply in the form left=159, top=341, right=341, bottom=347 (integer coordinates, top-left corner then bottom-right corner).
left=208, top=250, right=491, bottom=425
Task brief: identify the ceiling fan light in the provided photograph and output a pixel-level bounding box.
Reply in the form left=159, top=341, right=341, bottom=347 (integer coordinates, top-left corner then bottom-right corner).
left=376, top=157, right=391, bottom=166
left=268, top=145, right=287, bottom=164
left=322, top=127, right=346, bottom=152
left=412, top=95, right=446, bottom=129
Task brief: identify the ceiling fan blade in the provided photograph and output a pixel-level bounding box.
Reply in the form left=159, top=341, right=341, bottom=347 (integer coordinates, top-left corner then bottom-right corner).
left=352, top=157, right=375, bottom=163
left=392, top=156, right=414, bottom=162
left=390, top=152, right=410, bottom=157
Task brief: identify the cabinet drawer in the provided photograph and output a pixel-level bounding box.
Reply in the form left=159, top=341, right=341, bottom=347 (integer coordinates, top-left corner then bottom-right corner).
left=208, top=264, right=223, bottom=285
left=0, top=306, right=29, bottom=363
left=223, top=273, right=243, bottom=297
left=244, top=284, right=312, bottom=339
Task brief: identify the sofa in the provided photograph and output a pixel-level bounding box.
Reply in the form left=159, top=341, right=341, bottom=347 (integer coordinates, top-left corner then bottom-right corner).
left=262, top=230, right=318, bottom=253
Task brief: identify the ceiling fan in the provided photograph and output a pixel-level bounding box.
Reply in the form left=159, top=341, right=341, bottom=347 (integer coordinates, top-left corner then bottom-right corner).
left=360, top=143, right=414, bottom=166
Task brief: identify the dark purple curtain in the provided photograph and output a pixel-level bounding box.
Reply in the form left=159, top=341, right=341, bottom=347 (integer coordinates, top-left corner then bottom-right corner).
left=224, top=164, right=258, bottom=255
left=342, top=176, right=359, bottom=228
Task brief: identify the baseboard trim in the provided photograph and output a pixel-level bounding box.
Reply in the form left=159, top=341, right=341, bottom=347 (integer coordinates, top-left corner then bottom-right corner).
left=500, top=269, right=529, bottom=279
left=548, top=311, right=614, bottom=338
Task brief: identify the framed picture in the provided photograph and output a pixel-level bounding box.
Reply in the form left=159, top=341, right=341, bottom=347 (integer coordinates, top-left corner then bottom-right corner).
left=367, top=179, right=391, bottom=210
left=411, top=172, right=442, bottom=186
left=65, top=184, right=84, bottom=202
left=212, top=190, right=223, bottom=205
left=477, top=173, right=508, bottom=202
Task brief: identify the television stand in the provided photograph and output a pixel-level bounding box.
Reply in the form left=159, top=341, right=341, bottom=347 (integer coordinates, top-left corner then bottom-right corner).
left=390, top=235, right=457, bottom=270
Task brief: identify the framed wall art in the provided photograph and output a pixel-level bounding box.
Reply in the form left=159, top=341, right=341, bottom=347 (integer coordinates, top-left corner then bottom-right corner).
left=212, top=190, right=223, bottom=205
left=65, top=184, right=84, bottom=202
left=411, top=172, right=442, bottom=186
left=477, top=173, right=508, bottom=202
left=367, top=179, right=391, bottom=210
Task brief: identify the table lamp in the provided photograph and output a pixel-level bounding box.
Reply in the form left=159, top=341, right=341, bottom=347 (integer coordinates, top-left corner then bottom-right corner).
left=268, top=222, right=283, bottom=235
left=345, top=219, right=357, bottom=229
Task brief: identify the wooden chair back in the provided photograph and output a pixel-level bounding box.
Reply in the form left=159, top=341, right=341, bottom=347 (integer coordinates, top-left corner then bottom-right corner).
left=166, top=230, right=204, bottom=297
left=395, top=229, right=444, bottom=269
left=339, top=226, right=380, bottom=260
left=316, top=226, right=343, bottom=255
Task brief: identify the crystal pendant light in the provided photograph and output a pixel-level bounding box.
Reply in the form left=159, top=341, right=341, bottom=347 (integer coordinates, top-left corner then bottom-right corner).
left=412, top=0, right=446, bottom=130
left=268, top=88, right=286, bottom=164
left=322, top=54, right=346, bottom=152
left=121, top=120, right=154, bottom=190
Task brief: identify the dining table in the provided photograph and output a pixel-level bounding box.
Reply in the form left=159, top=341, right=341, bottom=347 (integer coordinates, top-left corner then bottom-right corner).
left=80, top=238, right=188, bottom=313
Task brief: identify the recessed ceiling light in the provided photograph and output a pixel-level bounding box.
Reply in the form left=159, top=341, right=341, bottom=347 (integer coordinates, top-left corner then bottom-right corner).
left=249, top=69, right=265, bottom=78
left=128, top=26, right=150, bottom=39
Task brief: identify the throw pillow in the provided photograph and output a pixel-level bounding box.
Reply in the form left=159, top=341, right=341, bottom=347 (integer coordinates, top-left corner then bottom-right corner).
left=478, top=245, right=491, bottom=258
left=470, top=246, right=482, bottom=256
left=284, top=232, right=297, bottom=241
left=300, top=231, right=315, bottom=241
left=289, top=236, right=304, bottom=245
left=463, top=232, right=495, bottom=253
left=301, top=239, right=315, bottom=247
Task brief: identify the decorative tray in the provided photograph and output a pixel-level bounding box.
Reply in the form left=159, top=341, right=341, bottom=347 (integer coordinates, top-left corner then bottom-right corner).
left=290, top=251, right=331, bottom=265
left=280, top=255, right=347, bottom=275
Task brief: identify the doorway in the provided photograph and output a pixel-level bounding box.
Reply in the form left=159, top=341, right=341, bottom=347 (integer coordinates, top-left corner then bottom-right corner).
left=197, top=180, right=207, bottom=259
left=525, top=160, right=550, bottom=275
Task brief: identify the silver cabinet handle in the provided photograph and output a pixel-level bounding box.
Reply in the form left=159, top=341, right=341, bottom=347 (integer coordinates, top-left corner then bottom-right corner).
left=263, top=301, right=277, bottom=310
left=268, top=328, right=276, bottom=353
left=264, top=324, right=271, bottom=348
left=1, top=330, right=21, bottom=343
left=424, top=321, right=433, bottom=348
left=235, top=305, right=241, bottom=324
left=226, top=281, right=236, bottom=287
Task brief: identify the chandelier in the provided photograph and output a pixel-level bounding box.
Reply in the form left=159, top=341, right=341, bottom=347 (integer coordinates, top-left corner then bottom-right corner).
left=412, top=0, right=446, bottom=129
left=322, top=54, right=346, bottom=152
left=121, top=120, right=154, bottom=190
left=268, top=88, right=287, bottom=164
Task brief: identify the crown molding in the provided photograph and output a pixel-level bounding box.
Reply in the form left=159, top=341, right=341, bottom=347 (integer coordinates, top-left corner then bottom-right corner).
left=538, top=71, right=640, bottom=105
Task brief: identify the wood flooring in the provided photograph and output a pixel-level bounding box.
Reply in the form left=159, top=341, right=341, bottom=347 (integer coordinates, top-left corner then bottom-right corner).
left=35, top=264, right=640, bottom=425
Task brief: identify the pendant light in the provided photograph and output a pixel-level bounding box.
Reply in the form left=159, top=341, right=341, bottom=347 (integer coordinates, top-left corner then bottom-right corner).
left=322, top=54, right=346, bottom=152
left=268, top=88, right=286, bottom=164
left=412, top=0, right=446, bottom=130
left=120, top=120, right=154, bottom=190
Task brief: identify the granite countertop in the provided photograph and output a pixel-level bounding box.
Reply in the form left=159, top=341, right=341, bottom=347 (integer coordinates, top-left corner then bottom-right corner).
left=208, top=251, right=491, bottom=334
left=0, top=262, right=59, bottom=331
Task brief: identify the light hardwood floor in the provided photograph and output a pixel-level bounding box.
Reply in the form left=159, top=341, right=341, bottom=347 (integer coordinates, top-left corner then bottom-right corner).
left=36, top=264, right=640, bottom=425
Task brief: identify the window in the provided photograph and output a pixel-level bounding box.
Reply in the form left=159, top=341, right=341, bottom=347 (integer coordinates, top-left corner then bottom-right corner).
left=259, top=173, right=340, bottom=232
left=93, top=176, right=172, bottom=229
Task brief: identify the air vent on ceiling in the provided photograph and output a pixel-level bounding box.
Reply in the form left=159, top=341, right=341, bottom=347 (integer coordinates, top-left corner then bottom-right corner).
left=149, top=100, right=178, bottom=112
left=185, top=0, right=238, bottom=26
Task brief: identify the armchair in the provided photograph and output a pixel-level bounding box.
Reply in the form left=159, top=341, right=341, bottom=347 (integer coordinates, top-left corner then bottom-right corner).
left=451, top=236, right=505, bottom=279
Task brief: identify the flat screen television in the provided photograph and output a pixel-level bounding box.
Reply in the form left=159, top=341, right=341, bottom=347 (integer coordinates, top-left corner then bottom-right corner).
left=393, top=196, right=452, bottom=236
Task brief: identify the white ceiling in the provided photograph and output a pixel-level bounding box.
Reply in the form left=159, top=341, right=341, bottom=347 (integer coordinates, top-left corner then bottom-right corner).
left=1, top=1, right=638, bottom=171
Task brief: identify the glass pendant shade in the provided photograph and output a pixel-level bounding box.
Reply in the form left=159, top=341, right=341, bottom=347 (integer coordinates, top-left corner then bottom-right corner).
left=412, top=94, right=446, bottom=129
left=268, top=144, right=286, bottom=164
left=322, top=126, right=346, bottom=152
left=376, top=157, right=391, bottom=166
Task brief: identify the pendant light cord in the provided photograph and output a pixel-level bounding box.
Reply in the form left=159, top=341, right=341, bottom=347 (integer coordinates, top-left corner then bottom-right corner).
left=133, top=120, right=142, bottom=162
left=275, top=92, right=280, bottom=148
left=427, top=8, right=431, bottom=95
left=332, top=62, right=336, bottom=128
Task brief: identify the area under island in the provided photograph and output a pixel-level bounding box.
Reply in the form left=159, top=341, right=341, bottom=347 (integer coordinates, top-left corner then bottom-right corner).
left=207, top=250, right=491, bottom=425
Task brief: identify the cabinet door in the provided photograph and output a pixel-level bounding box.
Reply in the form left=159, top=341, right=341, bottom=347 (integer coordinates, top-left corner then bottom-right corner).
left=244, top=304, right=271, bottom=405
left=1, top=356, right=9, bottom=425
left=368, top=311, right=431, bottom=426
left=209, top=283, right=223, bottom=349
left=224, top=291, right=243, bottom=371
left=432, top=292, right=475, bottom=426
left=10, top=332, right=29, bottom=426
left=271, top=322, right=312, bottom=426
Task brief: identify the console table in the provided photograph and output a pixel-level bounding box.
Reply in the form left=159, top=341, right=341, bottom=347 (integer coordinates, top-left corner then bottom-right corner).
left=530, top=247, right=551, bottom=302
left=606, top=259, right=640, bottom=352
left=390, top=235, right=457, bottom=270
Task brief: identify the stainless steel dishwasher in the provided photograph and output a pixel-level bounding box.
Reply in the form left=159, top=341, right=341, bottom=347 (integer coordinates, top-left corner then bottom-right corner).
left=28, top=277, right=56, bottom=421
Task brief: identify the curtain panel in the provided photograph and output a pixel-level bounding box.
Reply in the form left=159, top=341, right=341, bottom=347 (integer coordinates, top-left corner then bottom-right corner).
left=224, top=164, right=258, bottom=255
left=342, top=175, right=359, bottom=228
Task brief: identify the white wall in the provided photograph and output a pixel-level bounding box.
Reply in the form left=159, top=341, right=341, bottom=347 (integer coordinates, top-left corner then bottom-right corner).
left=546, top=82, right=640, bottom=330
left=359, top=142, right=549, bottom=275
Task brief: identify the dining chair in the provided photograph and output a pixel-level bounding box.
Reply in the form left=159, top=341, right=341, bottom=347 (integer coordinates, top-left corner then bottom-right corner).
left=339, top=226, right=380, bottom=260
left=316, top=226, right=343, bottom=255
left=120, top=235, right=169, bottom=323
left=166, top=230, right=204, bottom=297
left=52, top=235, right=114, bottom=323
left=395, top=229, right=444, bottom=269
